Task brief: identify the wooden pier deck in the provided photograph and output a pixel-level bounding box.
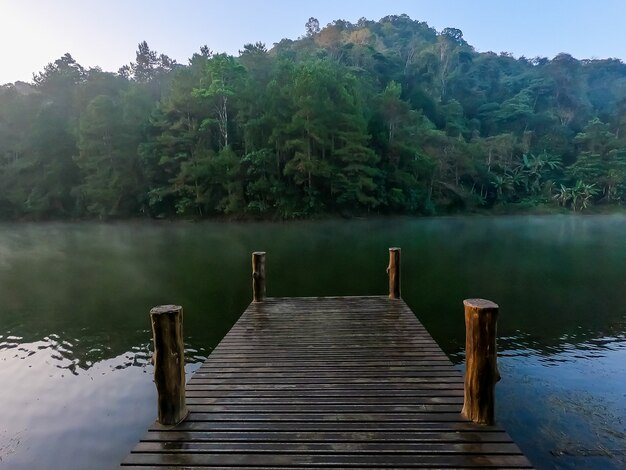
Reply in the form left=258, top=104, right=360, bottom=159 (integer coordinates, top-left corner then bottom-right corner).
left=121, top=295, right=532, bottom=468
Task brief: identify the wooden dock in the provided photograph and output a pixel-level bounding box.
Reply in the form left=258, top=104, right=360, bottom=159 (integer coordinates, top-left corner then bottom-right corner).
left=121, top=294, right=532, bottom=468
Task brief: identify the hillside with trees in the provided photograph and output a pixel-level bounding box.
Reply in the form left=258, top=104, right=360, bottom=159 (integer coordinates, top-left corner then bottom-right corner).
left=1, top=14, right=626, bottom=219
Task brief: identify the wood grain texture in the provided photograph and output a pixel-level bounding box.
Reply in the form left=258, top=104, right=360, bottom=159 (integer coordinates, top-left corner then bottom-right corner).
left=252, top=252, right=266, bottom=302
left=462, top=298, right=500, bottom=425
left=387, top=248, right=401, bottom=299
left=149, top=305, right=188, bottom=426
left=123, top=296, right=531, bottom=468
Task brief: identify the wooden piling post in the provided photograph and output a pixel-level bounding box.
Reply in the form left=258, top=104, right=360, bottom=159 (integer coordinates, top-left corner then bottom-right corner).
left=150, top=305, right=188, bottom=426
left=252, top=251, right=266, bottom=302
left=387, top=247, right=401, bottom=299
left=461, top=298, right=501, bottom=425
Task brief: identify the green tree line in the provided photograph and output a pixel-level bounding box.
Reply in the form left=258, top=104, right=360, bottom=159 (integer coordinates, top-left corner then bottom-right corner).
left=2, top=14, right=626, bottom=219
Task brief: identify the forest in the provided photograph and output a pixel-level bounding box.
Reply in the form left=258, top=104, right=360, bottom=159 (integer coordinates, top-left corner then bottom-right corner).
left=1, top=15, right=626, bottom=219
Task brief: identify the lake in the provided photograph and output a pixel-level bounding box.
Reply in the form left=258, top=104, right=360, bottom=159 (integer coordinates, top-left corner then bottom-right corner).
left=0, top=216, right=624, bottom=469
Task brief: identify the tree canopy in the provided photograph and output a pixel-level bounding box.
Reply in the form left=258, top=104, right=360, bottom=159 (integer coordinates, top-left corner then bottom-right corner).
left=2, top=15, right=626, bottom=219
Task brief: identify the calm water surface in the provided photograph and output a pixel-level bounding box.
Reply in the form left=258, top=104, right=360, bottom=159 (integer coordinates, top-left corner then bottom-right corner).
left=0, top=216, right=624, bottom=469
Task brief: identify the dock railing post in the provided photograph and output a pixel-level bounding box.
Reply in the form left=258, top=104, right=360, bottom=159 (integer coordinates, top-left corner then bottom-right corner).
left=461, top=298, right=501, bottom=425
left=252, top=251, right=266, bottom=302
left=387, top=247, right=401, bottom=299
left=150, top=304, right=188, bottom=426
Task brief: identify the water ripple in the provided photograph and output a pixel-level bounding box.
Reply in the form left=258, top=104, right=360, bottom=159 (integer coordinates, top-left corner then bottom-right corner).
left=497, top=330, right=626, bottom=362
left=0, top=331, right=207, bottom=378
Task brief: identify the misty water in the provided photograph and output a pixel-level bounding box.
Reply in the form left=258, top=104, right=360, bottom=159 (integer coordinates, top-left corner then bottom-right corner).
left=0, top=216, right=625, bottom=469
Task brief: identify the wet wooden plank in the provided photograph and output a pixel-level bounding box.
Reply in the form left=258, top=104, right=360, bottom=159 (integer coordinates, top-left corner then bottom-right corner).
left=141, top=430, right=515, bottom=443
left=132, top=441, right=524, bottom=454
left=183, top=404, right=464, bottom=413
left=122, top=452, right=532, bottom=467
left=148, top=420, right=509, bottom=433
left=184, top=396, right=465, bottom=405
left=184, top=383, right=465, bottom=391
left=122, top=296, right=532, bottom=468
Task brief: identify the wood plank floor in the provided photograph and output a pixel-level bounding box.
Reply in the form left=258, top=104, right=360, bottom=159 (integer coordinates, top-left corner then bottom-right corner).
left=121, top=296, right=532, bottom=468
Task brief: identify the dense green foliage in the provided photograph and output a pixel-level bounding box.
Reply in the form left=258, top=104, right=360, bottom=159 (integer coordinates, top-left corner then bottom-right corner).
left=2, top=15, right=626, bottom=219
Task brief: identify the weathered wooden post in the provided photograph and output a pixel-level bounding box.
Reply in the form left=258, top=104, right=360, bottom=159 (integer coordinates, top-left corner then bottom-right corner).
left=461, top=298, right=501, bottom=425
left=150, top=304, right=188, bottom=426
left=387, top=247, right=401, bottom=299
left=252, top=251, right=266, bottom=302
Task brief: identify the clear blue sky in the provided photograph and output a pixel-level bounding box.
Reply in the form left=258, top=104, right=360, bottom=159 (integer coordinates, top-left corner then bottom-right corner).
left=2, top=0, right=625, bottom=85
